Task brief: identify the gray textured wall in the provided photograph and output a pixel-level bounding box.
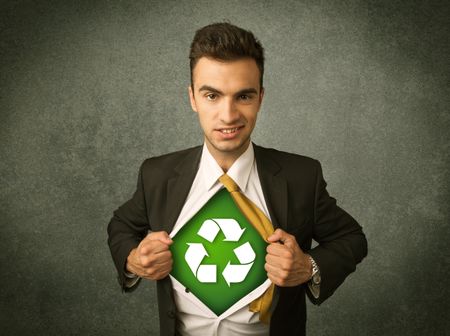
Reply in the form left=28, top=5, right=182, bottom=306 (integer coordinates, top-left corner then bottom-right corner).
left=1, top=0, right=449, bottom=335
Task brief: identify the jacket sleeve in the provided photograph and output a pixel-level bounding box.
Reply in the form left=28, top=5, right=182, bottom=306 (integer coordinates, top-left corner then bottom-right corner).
left=306, top=160, right=368, bottom=305
left=107, top=161, right=150, bottom=291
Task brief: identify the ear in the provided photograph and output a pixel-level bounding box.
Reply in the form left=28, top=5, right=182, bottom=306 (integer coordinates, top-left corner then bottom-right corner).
left=188, top=85, right=198, bottom=113
left=259, top=87, right=265, bottom=104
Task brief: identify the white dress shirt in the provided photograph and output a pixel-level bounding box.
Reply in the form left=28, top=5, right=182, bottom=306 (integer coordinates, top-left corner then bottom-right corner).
left=169, top=143, right=271, bottom=336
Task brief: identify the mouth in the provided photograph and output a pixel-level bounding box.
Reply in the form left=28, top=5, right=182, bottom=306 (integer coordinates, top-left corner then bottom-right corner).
left=218, top=126, right=243, bottom=134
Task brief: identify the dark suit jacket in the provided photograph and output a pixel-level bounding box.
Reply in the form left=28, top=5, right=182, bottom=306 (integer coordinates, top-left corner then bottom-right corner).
left=107, top=144, right=367, bottom=336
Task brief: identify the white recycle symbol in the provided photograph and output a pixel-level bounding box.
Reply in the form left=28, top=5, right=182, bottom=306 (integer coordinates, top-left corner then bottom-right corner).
left=184, top=219, right=256, bottom=286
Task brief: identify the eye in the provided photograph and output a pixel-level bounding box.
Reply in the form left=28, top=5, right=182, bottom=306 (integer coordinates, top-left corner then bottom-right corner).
left=206, top=93, right=217, bottom=101
left=238, top=94, right=253, bottom=101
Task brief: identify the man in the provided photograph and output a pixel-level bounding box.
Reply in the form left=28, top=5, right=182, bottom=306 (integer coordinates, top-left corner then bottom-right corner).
left=108, top=22, right=367, bottom=336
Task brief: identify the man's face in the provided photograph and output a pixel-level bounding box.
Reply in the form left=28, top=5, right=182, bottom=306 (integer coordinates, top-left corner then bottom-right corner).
left=189, top=57, right=264, bottom=161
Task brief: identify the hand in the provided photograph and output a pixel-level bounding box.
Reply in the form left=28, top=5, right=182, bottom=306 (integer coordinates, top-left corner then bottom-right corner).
left=126, top=231, right=173, bottom=281
left=265, top=228, right=312, bottom=287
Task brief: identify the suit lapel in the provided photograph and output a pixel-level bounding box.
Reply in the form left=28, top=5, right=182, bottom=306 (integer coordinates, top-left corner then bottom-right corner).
left=164, top=146, right=202, bottom=233
left=254, top=144, right=288, bottom=231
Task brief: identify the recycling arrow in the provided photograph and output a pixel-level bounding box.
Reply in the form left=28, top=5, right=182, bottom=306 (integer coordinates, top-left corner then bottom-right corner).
left=213, top=219, right=246, bottom=241
left=222, top=242, right=255, bottom=286
left=185, top=243, right=208, bottom=275
left=197, top=219, right=220, bottom=243
left=222, top=262, right=253, bottom=286
left=197, top=219, right=245, bottom=242
left=184, top=243, right=216, bottom=283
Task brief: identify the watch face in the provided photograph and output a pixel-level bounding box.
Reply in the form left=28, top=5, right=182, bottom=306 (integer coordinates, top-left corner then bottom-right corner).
left=312, top=273, right=321, bottom=285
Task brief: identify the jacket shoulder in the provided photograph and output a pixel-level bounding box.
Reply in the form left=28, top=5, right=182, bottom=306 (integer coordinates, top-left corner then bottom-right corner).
left=140, top=146, right=202, bottom=173
left=254, top=144, right=321, bottom=173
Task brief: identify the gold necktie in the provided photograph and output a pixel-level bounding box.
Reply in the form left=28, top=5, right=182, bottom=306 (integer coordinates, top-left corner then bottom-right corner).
left=219, top=174, right=275, bottom=324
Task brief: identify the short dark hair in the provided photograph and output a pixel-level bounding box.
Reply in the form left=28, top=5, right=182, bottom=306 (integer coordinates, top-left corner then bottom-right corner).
left=189, top=22, right=265, bottom=89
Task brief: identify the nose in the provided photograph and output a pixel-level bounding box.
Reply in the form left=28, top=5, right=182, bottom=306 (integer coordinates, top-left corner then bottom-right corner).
left=219, top=97, right=240, bottom=124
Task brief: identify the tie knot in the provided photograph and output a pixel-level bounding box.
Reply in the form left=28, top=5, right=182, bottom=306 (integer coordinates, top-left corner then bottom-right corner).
left=219, top=174, right=239, bottom=192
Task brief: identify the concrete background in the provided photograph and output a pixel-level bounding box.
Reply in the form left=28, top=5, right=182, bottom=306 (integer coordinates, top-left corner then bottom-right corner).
left=1, top=0, right=449, bottom=335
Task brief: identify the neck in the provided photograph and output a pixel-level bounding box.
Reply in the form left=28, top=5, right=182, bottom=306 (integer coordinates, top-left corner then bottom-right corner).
left=205, top=140, right=251, bottom=172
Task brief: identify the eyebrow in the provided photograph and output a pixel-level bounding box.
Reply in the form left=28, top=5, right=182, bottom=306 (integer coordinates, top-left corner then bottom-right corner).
left=198, top=85, right=258, bottom=96
left=198, top=85, right=223, bottom=95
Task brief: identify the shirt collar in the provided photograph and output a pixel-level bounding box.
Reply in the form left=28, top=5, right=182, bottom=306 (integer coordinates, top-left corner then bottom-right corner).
left=199, top=143, right=255, bottom=192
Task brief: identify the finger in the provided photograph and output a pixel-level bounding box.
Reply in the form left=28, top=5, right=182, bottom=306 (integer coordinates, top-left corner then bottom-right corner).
left=266, top=264, right=305, bottom=287
left=268, top=273, right=298, bottom=287
left=140, top=250, right=172, bottom=268
left=265, top=253, right=291, bottom=268
left=135, top=255, right=172, bottom=275
left=266, top=254, right=299, bottom=274
left=266, top=243, right=294, bottom=258
left=140, top=240, right=171, bottom=255
left=151, top=266, right=173, bottom=280
left=146, top=231, right=173, bottom=245
left=147, top=257, right=173, bottom=272
left=141, top=250, right=172, bottom=264
left=267, top=228, right=290, bottom=243
left=267, top=229, right=298, bottom=249
left=267, top=272, right=289, bottom=287
left=142, top=260, right=173, bottom=280
left=265, top=262, right=288, bottom=278
left=149, top=257, right=173, bottom=274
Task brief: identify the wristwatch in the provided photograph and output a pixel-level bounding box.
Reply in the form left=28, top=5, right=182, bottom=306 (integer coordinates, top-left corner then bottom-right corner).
left=309, top=256, right=321, bottom=286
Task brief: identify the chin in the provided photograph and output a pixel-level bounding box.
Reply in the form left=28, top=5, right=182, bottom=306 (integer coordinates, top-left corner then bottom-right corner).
left=212, top=140, right=249, bottom=154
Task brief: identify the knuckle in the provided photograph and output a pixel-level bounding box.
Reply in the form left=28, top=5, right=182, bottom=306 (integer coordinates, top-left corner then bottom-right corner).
left=283, top=250, right=294, bottom=259
left=144, top=268, right=155, bottom=278
left=152, top=271, right=163, bottom=280
left=161, top=252, right=171, bottom=262
left=147, top=231, right=160, bottom=239
left=280, top=270, right=289, bottom=280
left=140, top=256, right=150, bottom=267
left=159, top=242, right=169, bottom=250
left=146, top=254, right=156, bottom=265
left=277, top=278, right=286, bottom=286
